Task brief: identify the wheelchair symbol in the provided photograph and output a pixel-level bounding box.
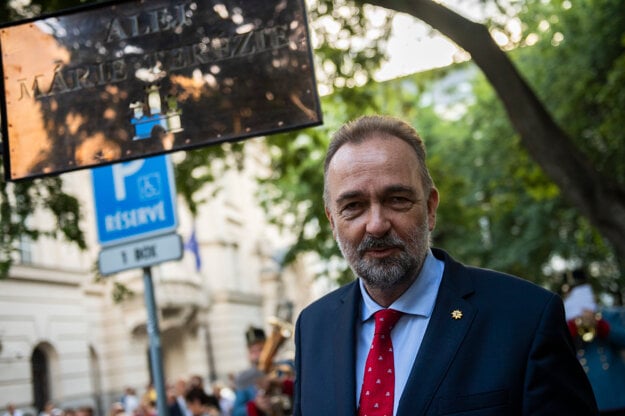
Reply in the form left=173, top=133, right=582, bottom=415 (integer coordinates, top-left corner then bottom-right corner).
left=138, top=173, right=162, bottom=200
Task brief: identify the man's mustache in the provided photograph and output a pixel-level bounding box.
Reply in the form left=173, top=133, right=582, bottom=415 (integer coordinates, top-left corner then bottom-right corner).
left=357, top=234, right=405, bottom=255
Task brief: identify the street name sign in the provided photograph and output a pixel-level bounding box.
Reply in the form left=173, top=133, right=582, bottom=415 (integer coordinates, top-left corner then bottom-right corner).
left=0, top=0, right=321, bottom=180
left=98, top=232, right=183, bottom=275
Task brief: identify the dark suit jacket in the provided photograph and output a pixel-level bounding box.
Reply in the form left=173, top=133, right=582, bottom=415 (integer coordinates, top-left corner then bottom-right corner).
left=293, top=248, right=598, bottom=415
left=169, top=399, right=186, bottom=416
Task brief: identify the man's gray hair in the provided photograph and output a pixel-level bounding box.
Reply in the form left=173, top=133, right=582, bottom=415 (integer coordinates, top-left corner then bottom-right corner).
left=323, top=115, right=434, bottom=206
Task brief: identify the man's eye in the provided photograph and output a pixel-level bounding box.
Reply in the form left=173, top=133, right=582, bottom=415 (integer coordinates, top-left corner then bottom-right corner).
left=340, top=202, right=363, bottom=215
left=388, top=197, right=412, bottom=209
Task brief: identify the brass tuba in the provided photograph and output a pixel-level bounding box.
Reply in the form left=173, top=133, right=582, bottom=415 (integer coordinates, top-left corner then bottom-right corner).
left=258, top=315, right=294, bottom=373
left=256, top=301, right=295, bottom=416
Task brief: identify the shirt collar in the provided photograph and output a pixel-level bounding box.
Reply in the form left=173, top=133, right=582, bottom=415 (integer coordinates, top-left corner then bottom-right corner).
left=359, top=249, right=444, bottom=321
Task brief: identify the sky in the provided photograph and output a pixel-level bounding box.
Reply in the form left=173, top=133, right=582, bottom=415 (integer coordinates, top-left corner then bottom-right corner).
left=374, top=0, right=514, bottom=81
left=375, top=13, right=464, bottom=81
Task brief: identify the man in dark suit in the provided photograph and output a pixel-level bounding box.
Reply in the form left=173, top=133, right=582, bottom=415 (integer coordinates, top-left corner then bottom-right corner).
left=293, top=115, right=598, bottom=415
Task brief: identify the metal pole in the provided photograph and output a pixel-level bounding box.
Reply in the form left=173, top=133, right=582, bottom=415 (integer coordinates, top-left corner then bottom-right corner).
left=143, top=266, right=168, bottom=416
left=203, top=319, right=218, bottom=383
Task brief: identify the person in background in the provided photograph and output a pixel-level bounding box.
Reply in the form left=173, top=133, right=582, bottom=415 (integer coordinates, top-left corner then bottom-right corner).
left=211, top=381, right=235, bottom=416
left=2, top=403, right=24, bottom=416
left=243, top=360, right=295, bottom=416
left=108, top=402, right=125, bottom=416
left=169, top=378, right=191, bottom=416
left=185, top=387, right=221, bottom=416
left=120, top=387, right=140, bottom=416
left=189, top=375, right=206, bottom=392
left=293, top=114, right=597, bottom=415
left=232, top=326, right=267, bottom=416
left=234, top=327, right=266, bottom=391
left=38, top=402, right=61, bottom=416
left=138, top=383, right=157, bottom=416
left=74, top=406, right=93, bottom=416
left=564, top=268, right=625, bottom=415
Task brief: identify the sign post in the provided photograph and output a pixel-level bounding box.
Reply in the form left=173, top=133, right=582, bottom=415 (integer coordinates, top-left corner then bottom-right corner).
left=143, top=266, right=168, bottom=416
left=91, top=154, right=181, bottom=416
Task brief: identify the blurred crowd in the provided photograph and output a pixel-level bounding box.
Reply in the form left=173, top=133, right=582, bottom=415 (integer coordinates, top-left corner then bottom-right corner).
left=113, top=374, right=234, bottom=416
left=108, top=325, right=294, bottom=416
left=3, top=325, right=293, bottom=416
left=3, top=401, right=96, bottom=416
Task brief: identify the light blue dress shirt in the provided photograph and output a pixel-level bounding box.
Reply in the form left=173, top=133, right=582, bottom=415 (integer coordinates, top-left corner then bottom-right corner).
left=356, top=249, right=445, bottom=414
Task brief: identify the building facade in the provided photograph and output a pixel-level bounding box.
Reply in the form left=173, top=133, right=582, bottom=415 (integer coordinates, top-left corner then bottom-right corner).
left=0, top=139, right=321, bottom=415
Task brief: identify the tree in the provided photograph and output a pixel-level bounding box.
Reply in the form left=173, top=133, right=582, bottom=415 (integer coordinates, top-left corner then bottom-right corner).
left=0, top=174, right=86, bottom=277
left=1, top=0, right=623, bottom=300
left=260, top=0, right=625, bottom=302
left=360, top=0, right=625, bottom=266
left=451, top=71, right=620, bottom=299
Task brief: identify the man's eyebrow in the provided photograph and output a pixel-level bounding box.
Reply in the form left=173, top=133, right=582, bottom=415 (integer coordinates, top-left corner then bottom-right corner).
left=335, top=190, right=365, bottom=205
left=334, top=185, right=417, bottom=205
left=384, top=184, right=416, bottom=195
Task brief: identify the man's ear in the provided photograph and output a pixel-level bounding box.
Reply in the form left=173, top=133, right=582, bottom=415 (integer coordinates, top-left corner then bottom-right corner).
left=325, top=205, right=336, bottom=238
left=427, top=187, right=439, bottom=232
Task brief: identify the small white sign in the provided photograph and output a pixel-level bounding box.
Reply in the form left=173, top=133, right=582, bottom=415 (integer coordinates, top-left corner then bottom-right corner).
left=98, top=233, right=183, bottom=275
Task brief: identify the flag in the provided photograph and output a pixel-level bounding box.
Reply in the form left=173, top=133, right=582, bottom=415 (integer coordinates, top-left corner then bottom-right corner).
left=184, top=226, right=202, bottom=272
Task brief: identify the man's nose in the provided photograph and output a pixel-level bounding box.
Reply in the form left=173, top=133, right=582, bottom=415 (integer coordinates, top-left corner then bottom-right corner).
left=365, top=204, right=391, bottom=237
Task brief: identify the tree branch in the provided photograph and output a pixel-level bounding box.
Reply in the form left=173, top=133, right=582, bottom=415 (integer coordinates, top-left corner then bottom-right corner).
left=361, top=0, right=625, bottom=257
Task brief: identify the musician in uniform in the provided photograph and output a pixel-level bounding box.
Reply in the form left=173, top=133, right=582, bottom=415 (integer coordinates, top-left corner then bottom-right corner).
left=235, top=327, right=267, bottom=390
left=564, top=268, right=625, bottom=415
left=232, top=327, right=267, bottom=416
left=233, top=324, right=295, bottom=416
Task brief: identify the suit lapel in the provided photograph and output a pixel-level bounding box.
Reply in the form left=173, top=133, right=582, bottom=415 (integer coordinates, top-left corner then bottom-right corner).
left=397, top=250, right=476, bottom=415
left=331, top=281, right=360, bottom=415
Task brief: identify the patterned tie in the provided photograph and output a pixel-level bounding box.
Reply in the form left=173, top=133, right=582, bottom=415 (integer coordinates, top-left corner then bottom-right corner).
left=358, top=308, right=403, bottom=416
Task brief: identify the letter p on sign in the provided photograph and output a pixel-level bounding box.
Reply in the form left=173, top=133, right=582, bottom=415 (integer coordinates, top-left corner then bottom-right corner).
left=113, top=160, right=144, bottom=201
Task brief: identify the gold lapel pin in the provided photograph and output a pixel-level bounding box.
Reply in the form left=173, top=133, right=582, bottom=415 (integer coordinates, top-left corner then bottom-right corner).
left=451, top=309, right=463, bottom=320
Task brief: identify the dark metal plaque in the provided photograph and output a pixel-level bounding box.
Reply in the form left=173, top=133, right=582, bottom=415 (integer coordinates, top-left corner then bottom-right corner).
left=0, top=0, right=321, bottom=180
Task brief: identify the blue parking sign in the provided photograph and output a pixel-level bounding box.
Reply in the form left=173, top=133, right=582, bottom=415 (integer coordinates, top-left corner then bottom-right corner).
left=92, top=155, right=177, bottom=246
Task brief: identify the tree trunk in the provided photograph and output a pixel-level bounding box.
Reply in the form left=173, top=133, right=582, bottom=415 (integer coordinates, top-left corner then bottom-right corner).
left=363, top=0, right=625, bottom=261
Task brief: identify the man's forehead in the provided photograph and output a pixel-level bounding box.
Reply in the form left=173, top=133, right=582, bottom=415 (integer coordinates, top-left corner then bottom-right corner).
left=328, top=139, right=419, bottom=179
left=330, top=135, right=417, bottom=166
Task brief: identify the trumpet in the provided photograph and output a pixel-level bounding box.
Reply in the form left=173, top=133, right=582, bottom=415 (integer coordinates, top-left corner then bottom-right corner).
left=575, top=312, right=602, bottom=343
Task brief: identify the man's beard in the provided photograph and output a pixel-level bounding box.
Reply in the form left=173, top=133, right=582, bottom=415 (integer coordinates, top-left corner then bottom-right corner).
left=337, top=221, right=431, bottom=290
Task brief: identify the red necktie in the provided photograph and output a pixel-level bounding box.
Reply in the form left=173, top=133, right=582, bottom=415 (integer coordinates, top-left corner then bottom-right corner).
left=358, top=309, right=403, bottom=416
